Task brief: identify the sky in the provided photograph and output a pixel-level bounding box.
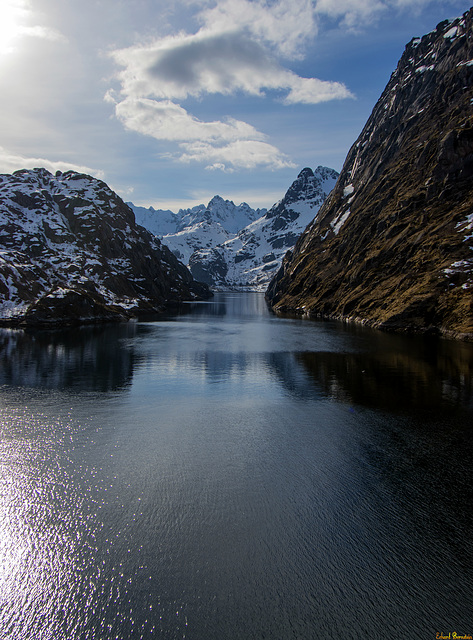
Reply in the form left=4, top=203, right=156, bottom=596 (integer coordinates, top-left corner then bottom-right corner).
left=0, top=0, right=471, bottom=211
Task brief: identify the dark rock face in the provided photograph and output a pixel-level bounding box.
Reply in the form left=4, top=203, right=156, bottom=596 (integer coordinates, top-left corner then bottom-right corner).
left=188, top=248, right=229, bottom=286
left=267, top=9, right=473, bottom=340
left=23, top=287, right=126, bottom=326
left=0, top=169, right=211, bottom=326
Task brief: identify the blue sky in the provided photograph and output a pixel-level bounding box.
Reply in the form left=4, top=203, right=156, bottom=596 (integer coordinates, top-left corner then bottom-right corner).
left=0, top=0, right=471, bottom=211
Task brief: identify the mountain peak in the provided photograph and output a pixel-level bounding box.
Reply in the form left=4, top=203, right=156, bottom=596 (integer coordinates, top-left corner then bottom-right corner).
left=297, top=167, right=314, bottom=180
left=266, top=165, right=339, bottom=219
left=208, top=195, right=227, bottom=206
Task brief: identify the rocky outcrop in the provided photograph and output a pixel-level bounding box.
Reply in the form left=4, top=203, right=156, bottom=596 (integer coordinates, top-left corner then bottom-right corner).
left=0, top=169, right=211, bottom=326
left=266, top=9, right=473, bottom=340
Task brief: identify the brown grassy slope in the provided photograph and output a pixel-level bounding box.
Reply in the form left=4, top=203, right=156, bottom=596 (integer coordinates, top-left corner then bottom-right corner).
left=266, top=11, right=473, bottom=339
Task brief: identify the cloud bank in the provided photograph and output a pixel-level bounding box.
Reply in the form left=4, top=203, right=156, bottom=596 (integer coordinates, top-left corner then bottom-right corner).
left=112, top=97, right=293, bottom=171
left=107, top=0, right=353, bottom=171
left=111, top=30, right=351, bottom=104
left=107, top=0, right=448, bottom=171
left=0, top=147, right=103, bottom=179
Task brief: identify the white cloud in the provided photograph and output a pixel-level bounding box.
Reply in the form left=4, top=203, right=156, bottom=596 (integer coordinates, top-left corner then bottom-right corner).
left=314, top=0, right=386, bottom=27
left=0, top=147, right=104, bottom=179
left=113, top=97, right=295, bottom=170
left=283, top=76, right=353, bottom=104
left=313, top=0, right=448, bottom=28
left=111, top=32, right=276, bottom=100
left=107, top=0, right=354, bottom=171
left=115, top=98, right=265, bottom=143
left=197, top=0, right=317, bottom=59
left=19, top=24, right=68, bottom=43
left=178, top=139, right=296, bottom=171
left=110, top=0, right=451, bottom=172
left=111, top=31, right=352, bottom=104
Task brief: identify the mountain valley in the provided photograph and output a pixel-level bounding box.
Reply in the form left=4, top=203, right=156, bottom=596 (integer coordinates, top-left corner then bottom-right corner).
left=132, top=166, right=338, bottom=290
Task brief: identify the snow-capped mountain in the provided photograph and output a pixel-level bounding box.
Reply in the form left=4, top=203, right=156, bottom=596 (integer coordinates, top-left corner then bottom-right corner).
left=133, top=195, right=263, bottom=239
left=0, top=169, right=210, bottom=326
left=267, top=8, right=473, bottom=339
left=179, top=196, right=263, bottom=235
left=131, top=166, right=338, bottom=290
left=132, top=195, right=264, bottom=268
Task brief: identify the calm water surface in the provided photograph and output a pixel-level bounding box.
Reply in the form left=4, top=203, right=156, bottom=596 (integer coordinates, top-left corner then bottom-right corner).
left=0, top=292, right=472, bottom=640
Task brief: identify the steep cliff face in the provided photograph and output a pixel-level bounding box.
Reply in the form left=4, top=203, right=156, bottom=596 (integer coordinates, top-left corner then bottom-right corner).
left=0, top=169, right=210, bottom=326
left=267, top=9, right=473, bottom=340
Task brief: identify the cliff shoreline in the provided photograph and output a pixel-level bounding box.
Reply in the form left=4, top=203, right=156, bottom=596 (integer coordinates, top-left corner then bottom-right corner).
left=266, top=8, right=473, bottom=342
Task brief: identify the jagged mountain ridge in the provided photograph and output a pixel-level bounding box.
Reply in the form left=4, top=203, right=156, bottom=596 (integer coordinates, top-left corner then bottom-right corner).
left=0, top=168, right=210, bottom=325
left=133, top=195, right=264, bottom=270
left=266, top=9, right=473, bottom=340
left=132, top=195, right=263, bottom=241
left=179, top=196, right=263, bottom=235
left=132, top=166, right=338, bottom=290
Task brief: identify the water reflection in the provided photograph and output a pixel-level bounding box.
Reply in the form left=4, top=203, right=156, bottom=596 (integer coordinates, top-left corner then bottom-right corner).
left=172, top=291, right=271, bottom=319
left=1, top=294, right=472, bottom=415
left=0, top=323, right=138, bottom=391
left=297, top=343, right=473, bottom=413
left=0, top=293, right=472, bottom=639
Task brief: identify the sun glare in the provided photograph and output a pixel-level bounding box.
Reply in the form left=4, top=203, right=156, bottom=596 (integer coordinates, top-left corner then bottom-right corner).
left=0, top=0, right=26, bottom=54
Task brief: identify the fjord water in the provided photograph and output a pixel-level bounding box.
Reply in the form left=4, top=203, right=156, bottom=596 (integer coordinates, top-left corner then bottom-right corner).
left=0, top=292, right=472, bottom=640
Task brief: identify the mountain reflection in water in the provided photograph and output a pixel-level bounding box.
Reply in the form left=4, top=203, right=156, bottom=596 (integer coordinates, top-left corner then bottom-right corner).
left=0, top=323, right=138, bottom=391
left=297, top=341, right=473, bottom=413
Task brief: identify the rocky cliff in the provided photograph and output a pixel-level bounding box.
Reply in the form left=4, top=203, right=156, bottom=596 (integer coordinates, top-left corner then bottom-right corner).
left=266, top=9, right=473, bottom=340
left=0, top=169, right=211, bottom=326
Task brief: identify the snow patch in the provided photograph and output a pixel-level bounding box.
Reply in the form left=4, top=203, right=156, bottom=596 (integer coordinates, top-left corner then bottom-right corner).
left=456, top=212, right=473, bottom=241
left=444, top=26, right=458, bottom=39
left=331, top=209, right=350, bottom=235
left=415, top=65, right=435, bottom=73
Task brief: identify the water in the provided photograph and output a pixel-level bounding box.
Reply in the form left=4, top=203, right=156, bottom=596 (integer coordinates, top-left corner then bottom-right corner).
left=0, top=292, right=472, bottom=640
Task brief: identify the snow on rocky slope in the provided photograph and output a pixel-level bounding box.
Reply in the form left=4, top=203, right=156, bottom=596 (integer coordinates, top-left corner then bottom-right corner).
left=132, top=166, right=338, bottom=290
left=0, top=169, right=210, bottom=326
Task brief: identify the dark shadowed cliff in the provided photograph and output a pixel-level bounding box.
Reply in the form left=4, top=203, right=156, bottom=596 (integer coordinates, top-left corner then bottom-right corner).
left=266, top=8, right=473, bottom=340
